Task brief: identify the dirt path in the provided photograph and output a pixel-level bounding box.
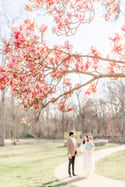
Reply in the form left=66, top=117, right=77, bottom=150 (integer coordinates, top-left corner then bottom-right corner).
left=55, top=145, right=125, bottom=187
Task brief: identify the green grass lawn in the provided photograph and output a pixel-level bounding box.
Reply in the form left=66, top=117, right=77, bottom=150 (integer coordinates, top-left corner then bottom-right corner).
left=0, top=140, right=123, bottom=187
left=96, top=150, right=125, bottom=181
left=0, top=140, right=74, bottom=187
left=94, top=142, right=120, bottom=151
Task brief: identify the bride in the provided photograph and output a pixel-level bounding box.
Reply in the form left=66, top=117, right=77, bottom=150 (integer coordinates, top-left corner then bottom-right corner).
left=80, top=133, right=95, bottom=177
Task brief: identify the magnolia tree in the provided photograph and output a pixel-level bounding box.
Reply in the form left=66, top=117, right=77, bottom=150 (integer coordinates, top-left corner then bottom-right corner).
left=0, top=0, right=125, bottom=115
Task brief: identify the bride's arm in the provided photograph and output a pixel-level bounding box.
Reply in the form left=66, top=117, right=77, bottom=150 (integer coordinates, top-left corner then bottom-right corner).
left=79, top=143, right=85, bottom=152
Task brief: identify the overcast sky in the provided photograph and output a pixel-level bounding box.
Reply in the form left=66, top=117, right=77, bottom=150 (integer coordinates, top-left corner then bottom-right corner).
left=1, top=0, right=125, bottom=55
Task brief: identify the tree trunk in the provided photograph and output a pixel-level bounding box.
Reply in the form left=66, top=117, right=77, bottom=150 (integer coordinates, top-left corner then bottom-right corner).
left=0, top=125, right=4, bottom=146
left=61, top=112, right=65, bottom=138
left=0, top=91, right=5, bottom=146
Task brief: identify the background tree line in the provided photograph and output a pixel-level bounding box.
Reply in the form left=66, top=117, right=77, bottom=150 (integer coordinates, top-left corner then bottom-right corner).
left=0, top=79, right=125, bottom=145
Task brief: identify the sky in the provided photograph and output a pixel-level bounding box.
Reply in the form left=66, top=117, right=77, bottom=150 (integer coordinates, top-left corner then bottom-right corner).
left=1, top=0, right=125, bottom=55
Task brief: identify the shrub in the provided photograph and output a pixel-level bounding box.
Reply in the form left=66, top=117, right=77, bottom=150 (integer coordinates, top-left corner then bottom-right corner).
left=64, top=131, right=81, bottom=139
left=24, top=133, right=34, bottom=138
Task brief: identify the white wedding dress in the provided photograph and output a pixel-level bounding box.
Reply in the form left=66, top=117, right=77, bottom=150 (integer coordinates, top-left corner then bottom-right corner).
left=80, top=142, right=95, bottom=174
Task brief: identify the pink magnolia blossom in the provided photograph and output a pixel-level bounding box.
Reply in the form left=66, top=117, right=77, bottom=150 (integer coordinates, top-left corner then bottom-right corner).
left=21, top=117, right=30, bottom=125
left=0, top=0, right=125, bottom=112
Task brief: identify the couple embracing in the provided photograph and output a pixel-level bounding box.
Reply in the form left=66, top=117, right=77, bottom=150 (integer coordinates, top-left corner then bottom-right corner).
left=66, top=131, right=95, bottom=178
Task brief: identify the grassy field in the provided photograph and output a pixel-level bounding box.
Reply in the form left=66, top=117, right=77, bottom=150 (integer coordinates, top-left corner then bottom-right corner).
left=94, top=142, right=120, bottom=151
left=0, top=139, right=123, bottom=187
left=96, top=150, right=125, bottom=181
left=0, top=140, right=74, bottom=187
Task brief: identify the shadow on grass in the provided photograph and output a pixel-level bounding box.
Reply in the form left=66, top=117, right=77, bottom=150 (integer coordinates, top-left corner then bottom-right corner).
left=40, top=179, right=68, bottom=187
left=40, top=176, right=87, bottom=187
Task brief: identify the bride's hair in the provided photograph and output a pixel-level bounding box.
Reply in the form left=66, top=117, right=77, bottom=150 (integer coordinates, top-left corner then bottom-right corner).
left=83, top=140, right=85, bottom=144
left=83, top=134, right=89, bottom=144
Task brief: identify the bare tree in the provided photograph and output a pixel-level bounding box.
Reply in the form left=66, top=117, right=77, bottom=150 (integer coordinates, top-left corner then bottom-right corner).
left=105, top=79, right=125, bottom=135
left=0, top=0, right=27, bottom=145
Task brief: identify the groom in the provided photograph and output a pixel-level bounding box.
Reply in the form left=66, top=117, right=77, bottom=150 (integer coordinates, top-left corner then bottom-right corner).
left=66, top=131, right=78, bottom=177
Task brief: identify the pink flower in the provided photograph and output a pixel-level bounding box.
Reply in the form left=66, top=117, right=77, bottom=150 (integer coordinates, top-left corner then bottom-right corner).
left=34, top=104, right=40, bottom=110
left=121, top=24, right=125, bottom=32
left=21, top=117, right=30, bottom=125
